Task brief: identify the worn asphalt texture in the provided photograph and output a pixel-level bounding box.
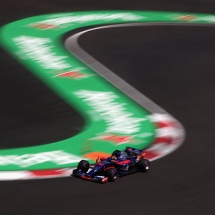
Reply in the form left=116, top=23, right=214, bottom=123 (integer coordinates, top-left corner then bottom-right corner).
left=0, top=1, right=215, bottom=215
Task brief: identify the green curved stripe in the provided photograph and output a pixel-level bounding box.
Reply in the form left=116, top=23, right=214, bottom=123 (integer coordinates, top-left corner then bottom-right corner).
left=0, top=11, right=214, bottom=171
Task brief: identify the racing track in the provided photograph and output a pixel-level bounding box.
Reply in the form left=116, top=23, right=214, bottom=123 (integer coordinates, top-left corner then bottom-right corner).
left=1, top=1, right=215, bottom=215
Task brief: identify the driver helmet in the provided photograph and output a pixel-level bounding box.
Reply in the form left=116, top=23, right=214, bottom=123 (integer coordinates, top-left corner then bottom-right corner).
left=111, top=150, right=120, bottom=161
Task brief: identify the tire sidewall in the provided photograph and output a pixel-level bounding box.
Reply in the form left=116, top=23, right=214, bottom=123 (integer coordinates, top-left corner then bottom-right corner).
left=138, top=159, right=150, bottom=172
left=78, top=160, right=90, bottom=173
left=106, top=168, right=117, bottom=182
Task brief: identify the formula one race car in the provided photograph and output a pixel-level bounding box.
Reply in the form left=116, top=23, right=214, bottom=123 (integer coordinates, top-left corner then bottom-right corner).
left=72, top=147, right=150, bottom=183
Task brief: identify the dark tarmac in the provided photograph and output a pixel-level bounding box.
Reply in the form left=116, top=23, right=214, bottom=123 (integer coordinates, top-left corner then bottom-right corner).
left=0, top=1, right=215, bottom=215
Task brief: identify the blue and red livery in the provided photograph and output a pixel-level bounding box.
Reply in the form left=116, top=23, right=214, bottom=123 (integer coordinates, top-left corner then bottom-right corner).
left=72, top=147, right=150, bottom=183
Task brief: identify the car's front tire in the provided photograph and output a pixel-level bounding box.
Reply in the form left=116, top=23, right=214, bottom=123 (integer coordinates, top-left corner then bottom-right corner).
left=106, top=168, right=117, bottom=182
left=138, top=159, right=150, bottom=172
left=78, top=160, right=90, bottom=173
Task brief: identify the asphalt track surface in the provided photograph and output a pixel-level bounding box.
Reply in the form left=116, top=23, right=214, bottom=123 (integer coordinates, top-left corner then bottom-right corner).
left=1, top=1, right=215, bottom=215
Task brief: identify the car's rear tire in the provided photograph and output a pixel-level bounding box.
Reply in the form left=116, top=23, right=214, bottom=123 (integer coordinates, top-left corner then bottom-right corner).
left=106, top=168, right=117, bottom=182
left=78, top=160, right=90, bottom=173
left=138, top=159, right=150, bottom=172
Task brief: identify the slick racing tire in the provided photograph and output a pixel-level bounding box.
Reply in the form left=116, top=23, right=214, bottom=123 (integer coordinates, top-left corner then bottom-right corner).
left=78, top=160, right=90, bottom=173
left=106, top=168, right=117, bottom=182
left=138, top=159, right=150, bottom=172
